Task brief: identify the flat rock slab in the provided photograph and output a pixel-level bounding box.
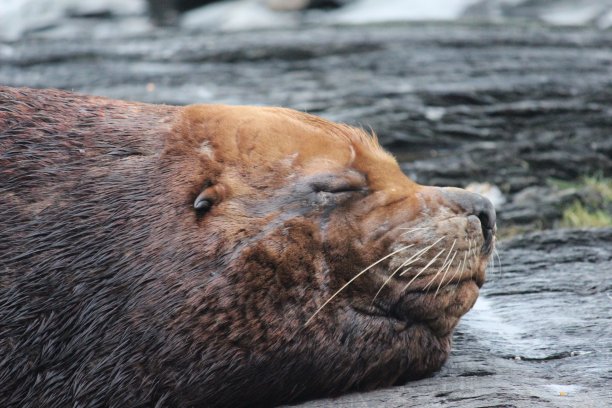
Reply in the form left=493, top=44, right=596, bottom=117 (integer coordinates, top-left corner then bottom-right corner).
left=294, top=228, right=612, bottom=408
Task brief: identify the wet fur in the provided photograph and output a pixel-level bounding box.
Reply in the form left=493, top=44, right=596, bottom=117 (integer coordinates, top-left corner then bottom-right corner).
left=0, top=87, right=486, bottom=407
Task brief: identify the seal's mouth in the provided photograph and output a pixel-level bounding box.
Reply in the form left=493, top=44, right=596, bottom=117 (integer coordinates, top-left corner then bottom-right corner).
left=354, top=276, right=481, bottom=336
left=307, top=214, right=494, bottom=327
left=398, top=279, right=480, bottom=334
left=384, top=223, right=491, bottom=295
left=358, top=220, right=493, bottom=330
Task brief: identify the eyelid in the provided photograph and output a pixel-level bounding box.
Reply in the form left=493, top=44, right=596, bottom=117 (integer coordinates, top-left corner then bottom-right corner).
left=309, top=172, right=368, bottom=193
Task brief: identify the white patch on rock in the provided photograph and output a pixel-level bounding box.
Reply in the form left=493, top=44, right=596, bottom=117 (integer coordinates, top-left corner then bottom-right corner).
left=461, top=297, right=548, bottom=357
left=465, top=182, right=506, bottom=208
left=540, top=3, right=605, bottom=26
left=183, top=0, right=296, bottom=31
left=544, top=384, right=583, bottom=396
left=332, top=0, right=480, bottom=24
left=0, top=0, right=145, bottom=40
left=424, top=107, right=446, bottom=121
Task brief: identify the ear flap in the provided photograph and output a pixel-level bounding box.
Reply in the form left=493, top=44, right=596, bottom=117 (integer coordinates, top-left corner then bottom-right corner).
left=193, top=194, right=212, bottom=211
left=193, top=183, right=226, bottom=213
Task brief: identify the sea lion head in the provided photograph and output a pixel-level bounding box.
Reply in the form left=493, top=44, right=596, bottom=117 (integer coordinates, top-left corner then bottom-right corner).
left=159, top=104, right=496, bottom=404
left=0, top=88, right=496, bottom=407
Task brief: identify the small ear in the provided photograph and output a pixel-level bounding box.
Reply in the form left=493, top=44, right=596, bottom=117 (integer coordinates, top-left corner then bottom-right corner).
left=194, top=195, right=212, bottom=211
left=193, top=184, right=226, bottom=213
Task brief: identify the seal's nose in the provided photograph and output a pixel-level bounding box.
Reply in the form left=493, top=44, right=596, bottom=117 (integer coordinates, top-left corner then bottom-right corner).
left=439, top=187, right=496, bottom=252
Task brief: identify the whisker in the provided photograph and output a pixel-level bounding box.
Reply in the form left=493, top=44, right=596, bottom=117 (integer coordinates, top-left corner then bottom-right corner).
left=414, top=249, right=450, bottom=290
left=488, top=246, right=498, bottom=279
left=399, top=228, right=433, bottom=237
left=305, top=244, right=414, bottom=325
left=401, top=245, right=447, bottom=293
left=467, top=239, right=473, bottom=270
left=371, top=244, right=434, bottom=303
left=448, top=259, right=464, bottom=291
left=423, top=239, right=456, bottom=291
left=399, top=236, right=446, bottom=277
left=422, top=259, right=446, bottom=293
left=448, top=248, right=468, bottom=285
left=397, top=266, right=413, bottom=279
left=494, top=248, right=503, bottom=279
left=372, top=234, right=447, bottom=303
left=433, top=250, right=458, bottom=297
left=460, top=251, right=468, bottom=277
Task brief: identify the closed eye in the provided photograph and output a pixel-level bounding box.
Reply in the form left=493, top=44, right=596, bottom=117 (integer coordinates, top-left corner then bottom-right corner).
left=308, top=172, right=368, bottom=195
left=316, top=185, right=367, bottom=195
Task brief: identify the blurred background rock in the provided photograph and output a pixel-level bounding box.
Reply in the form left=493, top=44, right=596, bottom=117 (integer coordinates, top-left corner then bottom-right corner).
left=3, top=0, right=612, bottom=40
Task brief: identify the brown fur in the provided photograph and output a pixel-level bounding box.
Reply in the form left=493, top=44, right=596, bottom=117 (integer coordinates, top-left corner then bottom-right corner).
left=0, top=86, right=495, bottom=407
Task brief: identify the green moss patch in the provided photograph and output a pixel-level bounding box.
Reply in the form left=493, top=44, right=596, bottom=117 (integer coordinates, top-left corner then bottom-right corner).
left=550, top=174, right=612, bottom=228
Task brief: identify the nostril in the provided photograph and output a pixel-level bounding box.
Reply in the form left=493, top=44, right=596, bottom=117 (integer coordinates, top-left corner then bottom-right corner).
left=438, top=187, right=496, bottom=251
left=477, top=209, right=494, bottom=232
left=438, top=187, right=497, bottom=245
left=475, top=201, right=496, bottom=252
left=478, top=210, right=494, bottom=241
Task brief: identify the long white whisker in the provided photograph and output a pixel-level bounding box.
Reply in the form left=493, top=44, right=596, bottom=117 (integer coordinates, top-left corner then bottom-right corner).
left=419, top=249, right=450, bottom=290
left=401, top=245, right=447, bottom=293
left=434, top=250, right=458, bottom=297
left=399, top=236, right=446, bottom=277
left=460, top=251, right=468, bottom=278
left=371, top=244, right=433, bottom=303
left=467, top=239, right=473, bottom=270
left=494, top=248, right=502, bottom=279
left=423, top=239, right=456, bottom=291
left=423, top=260, right=446, bottom=293
left=305, top=244, right=414, bottom=325
left=488, top=247, right=497, bottom=280
left=449, top=259, right=464, bottom=290
left=449, top=246, right=469, bottom=285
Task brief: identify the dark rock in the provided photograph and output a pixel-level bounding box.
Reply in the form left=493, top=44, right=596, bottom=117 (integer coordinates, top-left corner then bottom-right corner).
left=147, top=0, right=222, bottom=26
left=498, top=186, right=599, bottom=227
left=1, top=23, right=610, bottom=229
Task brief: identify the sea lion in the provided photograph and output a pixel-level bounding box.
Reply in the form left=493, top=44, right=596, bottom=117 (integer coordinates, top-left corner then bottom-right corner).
left=0, top=86, right=495, bottom=407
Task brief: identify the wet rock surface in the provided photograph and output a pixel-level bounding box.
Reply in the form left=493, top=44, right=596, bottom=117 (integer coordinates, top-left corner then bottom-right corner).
left=296, top=228, right=612, bottom=408
left=1, top=21, right=610, bottom=407
left=1, top=23, right=610, bottom=231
